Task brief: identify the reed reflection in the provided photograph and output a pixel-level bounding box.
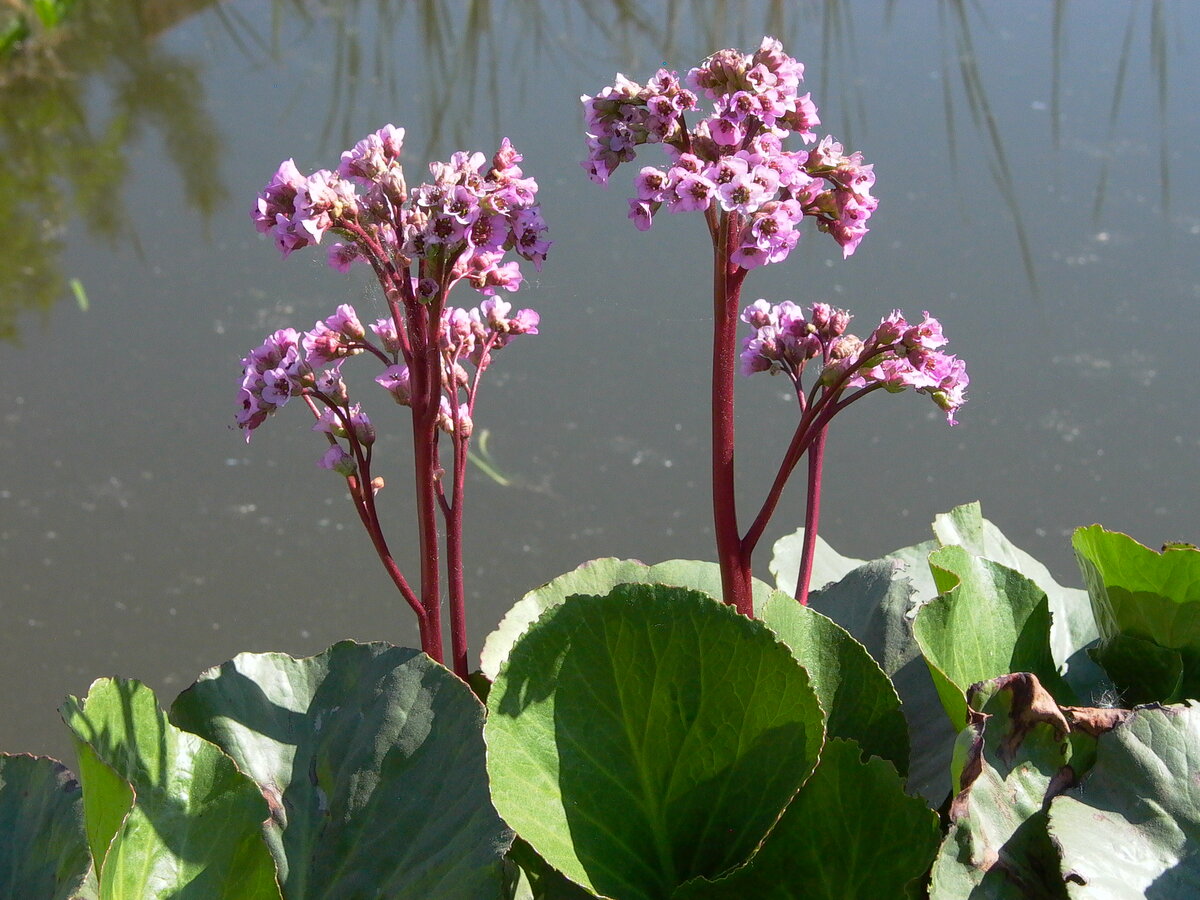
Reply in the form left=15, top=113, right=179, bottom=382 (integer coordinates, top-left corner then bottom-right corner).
left=235, top=0, right=1177, bottom=301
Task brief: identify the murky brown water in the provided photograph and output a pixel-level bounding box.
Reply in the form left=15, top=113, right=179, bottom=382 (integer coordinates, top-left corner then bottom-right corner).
left=1, top=0, right=1197, bottom=762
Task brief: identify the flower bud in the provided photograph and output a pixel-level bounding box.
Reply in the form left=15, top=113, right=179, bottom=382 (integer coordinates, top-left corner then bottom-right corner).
left=830, top=334, right=863, bottom=359
left=318, top=445, right=357, bottom=477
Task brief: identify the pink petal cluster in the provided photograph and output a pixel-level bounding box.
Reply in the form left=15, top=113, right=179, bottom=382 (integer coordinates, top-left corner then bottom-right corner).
left=252, top=128, right=550, bottom=279
left=236, top=308, right=375, bottom=442
left=583, top=37, right=876, bottom=261
left=373, top=298, right=540, bottom=437
left=240, top=125, right=546, bottom=458
left=740, top=302, right=968, bottom=424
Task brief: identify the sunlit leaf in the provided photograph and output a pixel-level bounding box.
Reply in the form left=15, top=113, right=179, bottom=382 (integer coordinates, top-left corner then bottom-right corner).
left=486, top=585, right=823, bottom=900
left=479, top=558, right=776, bottom=681
left=915, top=546, right=1071, bottom=729
left=761, top=592, right=908, bottom=774
left=61, top=678, right=282, bottom=900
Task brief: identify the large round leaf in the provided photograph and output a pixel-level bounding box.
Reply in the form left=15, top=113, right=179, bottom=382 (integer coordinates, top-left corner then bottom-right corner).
left=486, top=585, right=824, bottom=900
left=760, top=592, right=908, bottom=774
left=61, top=678, right=282, bottom=900
left=1049, top=703, right=1200, bottom=897
left=0, top=754, right=96, bottom=900
left=170, top=641, right=509, bottom=900
left=675, top=739, right=939, bottom=899
left=479, top=558, right=776, bottom=680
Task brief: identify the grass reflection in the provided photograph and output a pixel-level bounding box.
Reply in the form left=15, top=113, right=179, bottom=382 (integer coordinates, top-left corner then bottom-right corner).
left=0, top=0, right=224, bottom=341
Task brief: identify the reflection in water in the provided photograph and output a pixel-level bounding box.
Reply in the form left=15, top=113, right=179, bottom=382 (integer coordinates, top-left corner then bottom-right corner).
left=938, top=0, right=1173, bottom=300
left=1089, top=1, right=1171, bottom=222
left=0, top=1, right=1182, bottom=340
left=0, top=0, right=224, bottom=341
left=225, top=0, right=1177, bottom=303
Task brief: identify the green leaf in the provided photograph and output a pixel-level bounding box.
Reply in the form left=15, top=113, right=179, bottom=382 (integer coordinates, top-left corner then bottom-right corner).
left=1073, top=525, right=1200, bottom=700
left=169, top=641, right=509, bottom=900
left=486, top=585, right=824, bottom=900
left=932, top=504, right=1100, bottom=693
left=930, top=674, right=1075, bottom=900
left=768, top=530, right=868, bottom=598
left=674, top=738, right=940, bottom=899
left=505, top=838, right=598, bottom=900
left=1048, top=703, right=1200, bottom=897
left=0, top=754, right=97, bottom=900
left=760, top=592, right=909, bottom=774
left=1089, top=633, right=1184, bottom=705
left=479, top=558, right=776, bottom=681
left=806, top=559, right=955, bottom=803
left=915, top=546, right=1072, bottom=729
left=774, top=503, right=1102, bottom=693
left=60, top=678, right=282, bottom=900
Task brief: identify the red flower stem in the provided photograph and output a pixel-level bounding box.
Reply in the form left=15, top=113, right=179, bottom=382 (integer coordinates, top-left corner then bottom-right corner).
left=794, top=425, right=827, bottom=606
left=740, top=408, right=825, bottom=559
left=300, top=394, right=430, bottom=644
left=446, top=426, right=469, bottom=679
left=711, top=212, right=753, bottom=616
left=407, top=295, right=445, bottom=664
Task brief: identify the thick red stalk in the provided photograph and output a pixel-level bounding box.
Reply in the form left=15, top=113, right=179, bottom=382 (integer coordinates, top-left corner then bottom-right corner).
left=408, top=297, right=445, bottom=664
left=710, top=213, right=753, bottom=616
left=794, top=426, right=828, bottom=606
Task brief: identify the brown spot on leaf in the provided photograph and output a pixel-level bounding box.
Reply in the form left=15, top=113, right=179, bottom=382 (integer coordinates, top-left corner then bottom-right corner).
left=1061, top=705, right=1133, bottom=737
left=974, top=672, right=1070, bottom=765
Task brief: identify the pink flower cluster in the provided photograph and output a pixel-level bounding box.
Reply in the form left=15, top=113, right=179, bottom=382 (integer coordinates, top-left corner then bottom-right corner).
left=236, top=305, right=369, bottom=443
left=238, top=297, right=537, bottom=451
left=740, top=301, right=969, bottom=424
left=252, top=126, right=550, bottom=284
left=375, top=298, right=539, bottom=436
left=582, top=37, right=877, bottom=260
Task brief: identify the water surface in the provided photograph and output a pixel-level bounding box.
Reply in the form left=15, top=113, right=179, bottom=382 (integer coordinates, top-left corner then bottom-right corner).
left=1, top=0, right=1197, bottom=761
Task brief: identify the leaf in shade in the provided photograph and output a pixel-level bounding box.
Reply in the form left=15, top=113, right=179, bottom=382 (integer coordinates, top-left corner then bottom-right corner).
left=0, top=753, right=97, bottom=900
left=1049, top=702, right=1200, bottom=898
left=170, top=640, right=509, bottom=900
left=60, top=677, right=282, bottom=900
left=674, top=739, right=940, bottom=899
left=806, top=559, right=955, bottom=804
left=1089, top=633, right=1184, bottom=705
left=486, top=585, right=824, bottom=900
left=760, top=591, right=909, bottom=774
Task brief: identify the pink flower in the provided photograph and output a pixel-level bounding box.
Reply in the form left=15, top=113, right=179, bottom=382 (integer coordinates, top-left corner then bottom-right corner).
left=629, top=199, right=656, bottom=231
left=375, top=364, right=412, bottom=405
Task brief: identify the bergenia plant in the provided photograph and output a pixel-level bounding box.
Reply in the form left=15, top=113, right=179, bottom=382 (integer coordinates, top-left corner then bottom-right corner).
left=583, top=37, right=967, bottom=611
left=239, top=125, right=548, bottom=677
